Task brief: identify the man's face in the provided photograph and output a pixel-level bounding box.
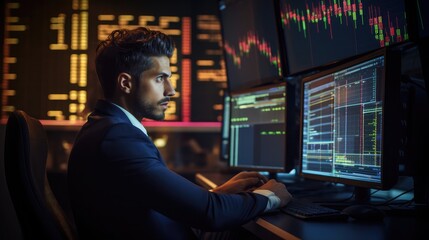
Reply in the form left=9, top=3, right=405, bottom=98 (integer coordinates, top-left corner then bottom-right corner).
left=132, top=56, right=175, bottom=120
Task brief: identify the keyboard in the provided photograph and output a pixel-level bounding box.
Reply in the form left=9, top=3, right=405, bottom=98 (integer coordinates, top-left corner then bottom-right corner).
left=281, top=199, right=348, bottom=220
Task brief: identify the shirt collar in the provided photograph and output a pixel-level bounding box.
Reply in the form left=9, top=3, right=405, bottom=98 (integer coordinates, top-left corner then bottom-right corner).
left=111, top=102, right=148, bottom=136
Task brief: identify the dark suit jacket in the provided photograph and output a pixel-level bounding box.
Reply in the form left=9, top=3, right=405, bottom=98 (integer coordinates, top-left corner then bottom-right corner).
left=67, top=99, right=268, bottom=240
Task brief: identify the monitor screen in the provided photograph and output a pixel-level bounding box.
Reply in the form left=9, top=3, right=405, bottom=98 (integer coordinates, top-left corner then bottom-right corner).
left=229, top=82, right=294, bottom=172
left=280, top=0, right=409, bottom=75
left=299, top=48, right=401, bottom=196
left=219, top=0, right=285, bottom=92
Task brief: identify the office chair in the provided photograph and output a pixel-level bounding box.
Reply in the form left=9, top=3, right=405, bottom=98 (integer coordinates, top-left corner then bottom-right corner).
left=4, top=110, right=78, bottom=240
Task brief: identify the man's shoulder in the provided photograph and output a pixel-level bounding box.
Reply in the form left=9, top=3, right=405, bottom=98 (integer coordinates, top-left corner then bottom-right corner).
left=82, top=114, right=137, bottom=137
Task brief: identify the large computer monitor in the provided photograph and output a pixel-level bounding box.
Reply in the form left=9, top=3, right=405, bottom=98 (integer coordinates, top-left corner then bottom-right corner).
left=279, top=0, right=409, bottom=75
left=219, top=0, right=285, bottom=92
left=405, top=0, right=429, bottom=102
left=405, top=0, right=428, bottom=42
left=414, top=0, right=429, bottom=39
left=228, top=82, right=295, bottom=174
left=299, top=48, right=401, bottom=202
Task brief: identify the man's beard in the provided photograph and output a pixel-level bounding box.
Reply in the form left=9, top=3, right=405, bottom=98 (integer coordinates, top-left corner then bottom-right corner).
left=133, top=96, right=168, bottom=121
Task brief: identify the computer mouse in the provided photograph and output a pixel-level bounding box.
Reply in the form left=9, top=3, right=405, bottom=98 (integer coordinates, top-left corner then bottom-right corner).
left=341, top=204, right=385, bottom=221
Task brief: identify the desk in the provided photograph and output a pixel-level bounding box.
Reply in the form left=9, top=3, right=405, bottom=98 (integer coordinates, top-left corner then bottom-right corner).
left=195, top=172, right=428, bottom=240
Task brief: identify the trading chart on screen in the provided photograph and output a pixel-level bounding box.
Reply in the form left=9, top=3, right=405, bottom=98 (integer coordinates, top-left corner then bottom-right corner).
left=280, top=0, right=408, bottom=74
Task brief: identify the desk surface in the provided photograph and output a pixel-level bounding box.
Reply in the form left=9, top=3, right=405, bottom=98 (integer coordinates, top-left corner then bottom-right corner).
left=195, top=172, right=428, bottom=240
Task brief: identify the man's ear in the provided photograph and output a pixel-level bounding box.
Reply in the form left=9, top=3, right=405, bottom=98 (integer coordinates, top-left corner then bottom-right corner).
left=117, top=72, right=133, bottom=94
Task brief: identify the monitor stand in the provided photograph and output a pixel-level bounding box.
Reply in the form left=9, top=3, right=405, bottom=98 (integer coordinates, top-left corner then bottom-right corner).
left=353, top=187, right=371, bottom=203
left=319, top=186, right=373, bottom=210
left=268, top=172, right=278, bottom=180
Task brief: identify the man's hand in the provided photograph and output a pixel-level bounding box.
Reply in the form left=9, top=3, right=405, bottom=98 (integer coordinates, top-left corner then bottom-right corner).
left=211, top=171, right=268, bottom=194
left=256, top=179, right=292, bottom=207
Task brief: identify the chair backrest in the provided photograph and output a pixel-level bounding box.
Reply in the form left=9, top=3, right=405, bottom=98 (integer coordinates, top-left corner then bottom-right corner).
left=4, top=110, right=78, bottom=240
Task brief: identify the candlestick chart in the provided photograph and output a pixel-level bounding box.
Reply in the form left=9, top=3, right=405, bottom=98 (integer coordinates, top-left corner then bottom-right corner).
left=279, top=0, right=408, bottom=74
left=220, top=0, right=283, bottom=92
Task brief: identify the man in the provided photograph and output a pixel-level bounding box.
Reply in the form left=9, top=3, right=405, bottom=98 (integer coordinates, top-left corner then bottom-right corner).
left=67, top=27, right=292, bottom=240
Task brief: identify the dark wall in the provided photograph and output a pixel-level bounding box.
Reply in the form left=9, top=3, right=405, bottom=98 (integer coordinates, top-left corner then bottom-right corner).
left=0, top=125, right=23, bottom=240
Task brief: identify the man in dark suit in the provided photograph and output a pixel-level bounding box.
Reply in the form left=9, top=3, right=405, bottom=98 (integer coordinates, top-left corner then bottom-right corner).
left=67, top=27, right=292, bottom=240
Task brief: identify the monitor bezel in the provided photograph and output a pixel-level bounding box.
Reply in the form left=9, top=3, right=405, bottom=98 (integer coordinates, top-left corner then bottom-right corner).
left=298, top=47, right=401, bottom=190
left=220, top=89, right=231, bottom=161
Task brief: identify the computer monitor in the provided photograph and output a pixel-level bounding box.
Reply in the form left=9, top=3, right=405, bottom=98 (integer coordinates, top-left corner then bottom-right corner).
left=405, top=0, right=429, bottom=41
left=299, top=47, right=401, bottom=202
left=413, top=0, right=429, bottom=39
left=228, top=82, right=295, bottom=174
left=279, top=0, right=409, bottom=75
left=405, top=0, right=429, bottom=101
left=219, top=0, right=285, bottom=92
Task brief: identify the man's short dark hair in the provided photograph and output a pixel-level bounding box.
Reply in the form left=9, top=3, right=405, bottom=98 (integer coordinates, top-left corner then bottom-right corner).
left=95, top=27, right=175, bottom=98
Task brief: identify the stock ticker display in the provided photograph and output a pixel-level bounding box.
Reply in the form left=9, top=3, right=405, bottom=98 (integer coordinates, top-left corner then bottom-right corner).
left=2, top=0, right=226, bottom=122
left=280, top=0, right=409, bottom=75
